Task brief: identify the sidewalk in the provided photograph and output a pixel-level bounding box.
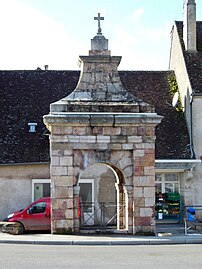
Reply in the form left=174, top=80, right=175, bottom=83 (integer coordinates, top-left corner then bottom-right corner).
left=1, top=225, right=202, bottom=246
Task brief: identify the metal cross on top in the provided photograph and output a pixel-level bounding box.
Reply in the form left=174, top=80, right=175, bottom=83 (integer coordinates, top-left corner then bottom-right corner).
left=94, top=13, right=104, bottom=34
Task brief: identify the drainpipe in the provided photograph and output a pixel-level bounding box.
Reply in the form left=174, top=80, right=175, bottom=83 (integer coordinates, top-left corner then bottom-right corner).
left=189, top=94, right=196, bottom=159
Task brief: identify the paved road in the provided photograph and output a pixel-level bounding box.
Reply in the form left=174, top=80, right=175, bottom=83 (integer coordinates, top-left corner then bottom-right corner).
left=1, top=244, right=202, bottom=269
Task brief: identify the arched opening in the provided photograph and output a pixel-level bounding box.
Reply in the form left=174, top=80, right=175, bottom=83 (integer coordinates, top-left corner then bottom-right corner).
left=77, top=162, right=128, bottom=232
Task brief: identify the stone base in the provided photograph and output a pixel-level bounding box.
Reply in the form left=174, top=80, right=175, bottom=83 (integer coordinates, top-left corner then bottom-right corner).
left=134, top=226, right=156, bottom=236
left=2, top=222, right=23, bottom=235
left=52, top=227, right=75, bottom=235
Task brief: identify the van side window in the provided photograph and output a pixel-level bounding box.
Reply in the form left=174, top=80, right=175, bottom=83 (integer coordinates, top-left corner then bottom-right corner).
left=29, top=202, right=46, bottom=214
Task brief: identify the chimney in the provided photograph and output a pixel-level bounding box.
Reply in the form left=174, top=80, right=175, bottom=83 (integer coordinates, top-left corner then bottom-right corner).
left=183, top=0, right=197, bottom=52
left=44, top=65, right=49, bottom=70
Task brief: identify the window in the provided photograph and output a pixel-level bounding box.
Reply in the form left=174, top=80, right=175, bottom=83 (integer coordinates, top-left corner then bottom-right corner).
left=78, top=179, right=94, bottom=226
left=32, top=179, right=50, bottom=201
left=79, top=182, right=93, bottom=213
left=155, top=173, right=179, bottom=194
left=29, top=202, right=46, bottom=214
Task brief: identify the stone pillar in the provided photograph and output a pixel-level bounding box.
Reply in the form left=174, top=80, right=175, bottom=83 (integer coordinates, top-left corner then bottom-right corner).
left=125, top=185, right=133, bottom=234
left=73, top=185, right=80, bottom=233
left=132, top=126, right=156, bottom=235
left=50, top=131, right=76, bottom=234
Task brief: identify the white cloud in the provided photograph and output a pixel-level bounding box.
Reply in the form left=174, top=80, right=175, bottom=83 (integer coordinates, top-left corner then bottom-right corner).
left=143, top=22, right=172, bottom=41
left=114, top=26, right=137, bottom=46
left=110, top=19, right=171, bottom=70
left=0, top=0, right=173, bottom=71
left=132, top=8, right=144, bottom=22
left=0, top=0, right=81, bottom=70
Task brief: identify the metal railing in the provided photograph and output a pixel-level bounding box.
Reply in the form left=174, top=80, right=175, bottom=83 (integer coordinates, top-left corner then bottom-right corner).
left=79, top=202, right=125, bottom=228
left=183, top=205, right=202, bottom=220
left=183, top=206, right=202, bottom=235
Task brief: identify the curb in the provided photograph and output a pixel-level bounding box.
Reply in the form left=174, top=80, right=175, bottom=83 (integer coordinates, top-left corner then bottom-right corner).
left=1, top=236, right=202, bottom=246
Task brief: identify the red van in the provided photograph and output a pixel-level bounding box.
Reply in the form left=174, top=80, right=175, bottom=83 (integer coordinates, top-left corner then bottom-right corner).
left=3, top=197, right=51, bottom=234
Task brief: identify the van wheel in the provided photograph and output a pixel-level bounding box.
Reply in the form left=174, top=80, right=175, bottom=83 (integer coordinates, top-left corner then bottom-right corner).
left=17, top=222, right=25, bottom=235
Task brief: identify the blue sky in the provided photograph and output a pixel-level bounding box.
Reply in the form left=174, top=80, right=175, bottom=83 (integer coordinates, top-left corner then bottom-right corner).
left=0, top=0, right=201, bottom=70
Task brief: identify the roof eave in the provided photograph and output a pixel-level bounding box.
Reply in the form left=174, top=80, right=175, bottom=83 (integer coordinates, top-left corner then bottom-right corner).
left=155, top=159, right=201, bottom=171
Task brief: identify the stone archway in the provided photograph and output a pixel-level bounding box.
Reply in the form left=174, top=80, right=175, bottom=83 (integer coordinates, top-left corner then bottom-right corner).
left=77, top=162, right=128, bottom=232
left=71, top=149, right=134, bottom=234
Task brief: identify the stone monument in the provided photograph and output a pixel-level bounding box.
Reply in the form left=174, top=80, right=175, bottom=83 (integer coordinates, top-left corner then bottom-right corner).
left=43, top=14, right=163, bottom=234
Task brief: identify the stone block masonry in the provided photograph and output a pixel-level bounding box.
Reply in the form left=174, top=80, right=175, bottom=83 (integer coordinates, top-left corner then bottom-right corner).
left=44, top=113, right=162, bottom=235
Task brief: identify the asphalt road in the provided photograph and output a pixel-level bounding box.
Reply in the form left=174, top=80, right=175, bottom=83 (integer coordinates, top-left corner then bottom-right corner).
left=1, top=244, right=202, bottom=269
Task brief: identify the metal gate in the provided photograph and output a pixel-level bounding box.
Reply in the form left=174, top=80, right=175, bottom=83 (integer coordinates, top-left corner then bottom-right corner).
left=79, top=202, right=125, bottom=229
